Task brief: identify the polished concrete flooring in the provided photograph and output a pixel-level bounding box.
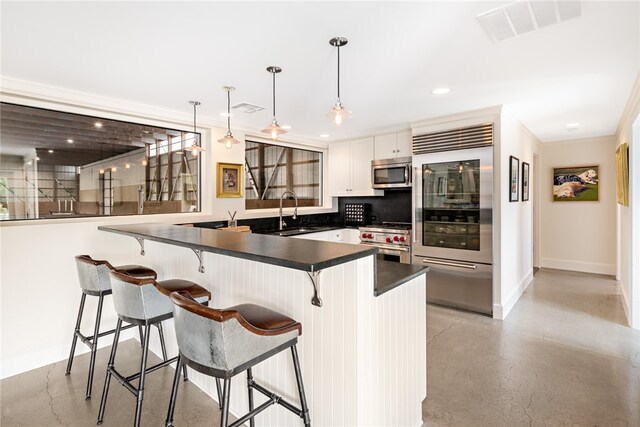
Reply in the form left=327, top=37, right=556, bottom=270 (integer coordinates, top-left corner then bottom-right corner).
left=2, top=268, right=639, bottom=426
left=424, top=268, right=640, bottom=427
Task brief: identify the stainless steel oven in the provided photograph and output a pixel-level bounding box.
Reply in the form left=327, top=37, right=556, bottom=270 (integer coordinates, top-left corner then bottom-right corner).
left=412, top=123, right=494, bottom=315
left=371, top=157, right=412, bottom=189
left=359, top=223, right=411, bottom=264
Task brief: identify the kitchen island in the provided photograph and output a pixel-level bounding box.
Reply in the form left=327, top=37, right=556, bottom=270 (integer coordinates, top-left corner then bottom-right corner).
left=100, top=223, right=427, bottom=426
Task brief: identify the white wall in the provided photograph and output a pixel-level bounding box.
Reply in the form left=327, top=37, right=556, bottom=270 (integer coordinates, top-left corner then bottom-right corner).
left=495, top=112, right=539, bottom=319
left=616, top=74, right=640, bottom=329
left=539, top=136, right=617, bottom=275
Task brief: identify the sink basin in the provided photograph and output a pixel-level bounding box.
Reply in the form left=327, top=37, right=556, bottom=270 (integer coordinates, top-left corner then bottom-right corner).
left=269, top=226, right=334, bottom=237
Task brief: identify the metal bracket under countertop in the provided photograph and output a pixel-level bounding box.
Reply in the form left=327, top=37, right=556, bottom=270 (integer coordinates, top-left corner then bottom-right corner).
left=135, top=237, right=145, bottom=256
left=307, top=269, right=322, bottom=307
left=192, top=249, right=205, bottom=273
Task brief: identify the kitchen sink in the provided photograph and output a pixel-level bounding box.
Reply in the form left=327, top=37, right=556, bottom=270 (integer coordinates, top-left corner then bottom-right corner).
left=269, top=226, right=335, bottom=237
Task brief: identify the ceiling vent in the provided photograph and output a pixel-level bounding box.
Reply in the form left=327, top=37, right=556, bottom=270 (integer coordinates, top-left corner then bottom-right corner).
left=231, top=102, right=265, bottom=114
left=477, top=0, right=582, bottom=42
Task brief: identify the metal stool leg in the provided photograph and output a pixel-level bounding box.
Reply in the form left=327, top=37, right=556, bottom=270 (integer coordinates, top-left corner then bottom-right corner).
left=65, top=293, right=87, bottom=375
left=291, top=345, right=311, bottom=427
left=138, top=325, right=144, bottom=348
left=220, top=379, right=232, bottom=427
left=97, top=318, right=122, bottom=425
left=134, top=324, right=152, bottom=427
left=156, top=321, right=168, bottom=361
left=216, top=378, right=223, bottom=409
left=165, top=355, right=183, bottom=427
left=246, top=368, right=255, bottom=427
left=85, top=294, right=104, bottom=400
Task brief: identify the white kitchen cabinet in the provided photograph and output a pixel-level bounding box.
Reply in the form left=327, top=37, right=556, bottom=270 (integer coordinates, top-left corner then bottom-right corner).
left=374, top=130, right=412, bottom=159
left=329, top=137, right=382, bottom=197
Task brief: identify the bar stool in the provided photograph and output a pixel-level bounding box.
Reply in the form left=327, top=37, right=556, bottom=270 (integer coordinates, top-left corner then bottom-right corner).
left=165, top=291, right=311, bottom=427
left=97, top=270, right=212, bottom=427
left=66, top=255, right=158, bottom=400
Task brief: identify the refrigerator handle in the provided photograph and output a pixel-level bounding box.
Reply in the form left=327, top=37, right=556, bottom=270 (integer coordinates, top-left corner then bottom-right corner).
left=412, top=166, right=419, bottom=243
left=422, top=258, right=478, bottom=270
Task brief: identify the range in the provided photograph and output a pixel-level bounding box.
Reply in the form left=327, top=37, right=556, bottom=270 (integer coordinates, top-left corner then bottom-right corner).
left=359, top=222, right=412, bottom=264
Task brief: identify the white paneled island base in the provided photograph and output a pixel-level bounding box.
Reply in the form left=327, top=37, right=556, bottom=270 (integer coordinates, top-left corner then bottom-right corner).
left=136, top=240, right=426, bottom=426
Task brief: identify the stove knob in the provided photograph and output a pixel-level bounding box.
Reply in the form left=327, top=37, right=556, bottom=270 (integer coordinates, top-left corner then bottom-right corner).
left=386, top=237, right=392, bottom=243
left=361, top=233, right=367, bottom=239
left=399, top=236, right=406, bottom=242
left=367, top=233, right=373, bottom=239
left=393, top=236, right=399, bottom=242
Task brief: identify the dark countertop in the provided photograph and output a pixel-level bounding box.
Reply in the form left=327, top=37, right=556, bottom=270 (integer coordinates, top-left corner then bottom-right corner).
left=375, top=261, right=429, bottom=297
left=98, top=223, right=376, bottom=273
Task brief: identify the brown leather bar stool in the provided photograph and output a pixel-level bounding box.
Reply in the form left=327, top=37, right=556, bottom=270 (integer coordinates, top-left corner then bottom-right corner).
left=66, top=255, right=158, bottom=400
left=165, top=291, right=311, bottom=427
left=97, top=270, right=212, bottom=427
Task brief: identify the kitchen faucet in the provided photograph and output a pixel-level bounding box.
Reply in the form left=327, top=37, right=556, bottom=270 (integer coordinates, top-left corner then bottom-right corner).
left=279, top=190, right=298, bottom=230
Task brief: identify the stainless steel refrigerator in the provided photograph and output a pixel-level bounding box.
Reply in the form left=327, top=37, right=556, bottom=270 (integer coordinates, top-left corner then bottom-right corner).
left=412, top=123, right=493, bottom=315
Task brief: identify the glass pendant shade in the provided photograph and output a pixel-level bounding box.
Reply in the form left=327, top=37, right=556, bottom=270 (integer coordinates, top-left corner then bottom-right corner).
left=261, top=119, right=287, bottom=140
left=218, top=132, right=240, bottom=149
left=219, top=86, right=240, bottom=149
left=325, top=101, right=353, bottom=125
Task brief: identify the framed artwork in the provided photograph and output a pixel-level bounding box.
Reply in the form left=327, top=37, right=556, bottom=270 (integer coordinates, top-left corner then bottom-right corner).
left=522, top=162, right=530, bottom=202
left=509, top=156, right=519, bottom=202
left=216, top=163, right=244, bottom=198
left=615, top=143, right=629, bottom=206
left=552, top=165, right=598, bottom=202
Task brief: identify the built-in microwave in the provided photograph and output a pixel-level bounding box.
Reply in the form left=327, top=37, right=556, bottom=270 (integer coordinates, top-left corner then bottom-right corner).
left=371, top=157, right=412, bottom=189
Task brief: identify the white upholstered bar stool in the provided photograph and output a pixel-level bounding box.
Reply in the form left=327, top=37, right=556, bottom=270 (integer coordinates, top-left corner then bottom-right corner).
left=165, top=291, right=311, bottom=427
left=66, top=255, right=158, bottom=400
left=97, top=270, right=211, bottom=427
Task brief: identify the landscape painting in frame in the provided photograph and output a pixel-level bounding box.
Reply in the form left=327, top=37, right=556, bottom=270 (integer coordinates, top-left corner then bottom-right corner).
left=552, top=165, right=599, bottom=202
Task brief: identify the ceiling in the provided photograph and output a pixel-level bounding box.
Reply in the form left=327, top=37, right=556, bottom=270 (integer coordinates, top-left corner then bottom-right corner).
left=1, top=1, right=638, bottom=143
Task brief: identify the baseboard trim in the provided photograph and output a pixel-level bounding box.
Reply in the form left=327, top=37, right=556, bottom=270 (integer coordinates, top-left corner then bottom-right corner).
left=541, top=258, right=616, bottom=275
left=620, top=281, right=631, bottom=327
left=493, top=270, right=534, bottom=320
left=0, top=329, right=135, bottom=380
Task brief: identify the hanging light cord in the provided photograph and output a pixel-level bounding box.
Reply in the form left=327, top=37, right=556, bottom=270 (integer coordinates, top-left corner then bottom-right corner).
left=337, top=44, right=341, bottom=102
left=272, top=71, right=277, bottom=119
left=227, top=90, right=231, bottom=131
left=192, top=102, right=198, bottom=146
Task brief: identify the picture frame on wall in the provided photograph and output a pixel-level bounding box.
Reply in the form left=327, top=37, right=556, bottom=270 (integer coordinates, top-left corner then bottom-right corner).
left=509, top=155, right=519, bottom=202
left=552, top=165, right=599, bottom=202
left=522, top=162, right=530, bottom=202
left=216, top=162, right=244, bottom=198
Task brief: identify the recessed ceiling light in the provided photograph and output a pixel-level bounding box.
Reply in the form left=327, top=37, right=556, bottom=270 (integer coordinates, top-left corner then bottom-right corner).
left=320, top=134, right=330, bottom=138
left=281, top=125, right=292, bottom=130
left=36, top=157, right=40, bottom=161
left=566, top=122, right=580, bottom=130
left=67, top=139, right=74, bottom=143
left=125, top=163, right=131, bottom=169
left=48, top=149, right=54, bottom=153
left=219, top=112, right=233, bottom=117
left=94, top=122, right=103, bottom=128
left=26, top=161, right=32, bottom=166
left=431, top=87, right=450, bottom=95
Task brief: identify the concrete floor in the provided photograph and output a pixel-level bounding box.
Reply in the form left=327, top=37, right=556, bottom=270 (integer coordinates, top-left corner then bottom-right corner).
left=424, top=268, right=640, bottom=427
left=2, top=268, right=639, bottom=426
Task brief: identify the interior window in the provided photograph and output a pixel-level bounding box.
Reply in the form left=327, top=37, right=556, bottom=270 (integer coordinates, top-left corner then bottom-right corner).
left=0, top=102, right=201, bottom=221
left=244, top=140, right=322, bottom=209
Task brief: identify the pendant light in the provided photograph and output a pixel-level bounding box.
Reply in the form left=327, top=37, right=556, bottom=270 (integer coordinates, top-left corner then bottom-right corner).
left=326, top=37, right=352, bottom=126
left=188, top=100, right=204, bottom=156
left=261, top=66, right=287, bottom=140
left=218, top=86, right=240, bottom=149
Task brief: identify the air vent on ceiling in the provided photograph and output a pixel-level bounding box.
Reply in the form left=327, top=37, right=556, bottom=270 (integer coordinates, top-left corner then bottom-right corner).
left=231, top=102, right=265, bottom=114
left=477, top=0, right=582, bottom=42
left=413, top=123, right=493, bottom=155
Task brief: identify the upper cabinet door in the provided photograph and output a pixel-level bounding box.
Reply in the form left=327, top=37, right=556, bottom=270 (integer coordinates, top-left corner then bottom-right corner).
left=350, top=137, right=376, bottom=195
left=328, top=141, right=352, bottom=196
left=396, top=130, right=412, bottom=157
left=374, top=133, right=397, bottom=160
